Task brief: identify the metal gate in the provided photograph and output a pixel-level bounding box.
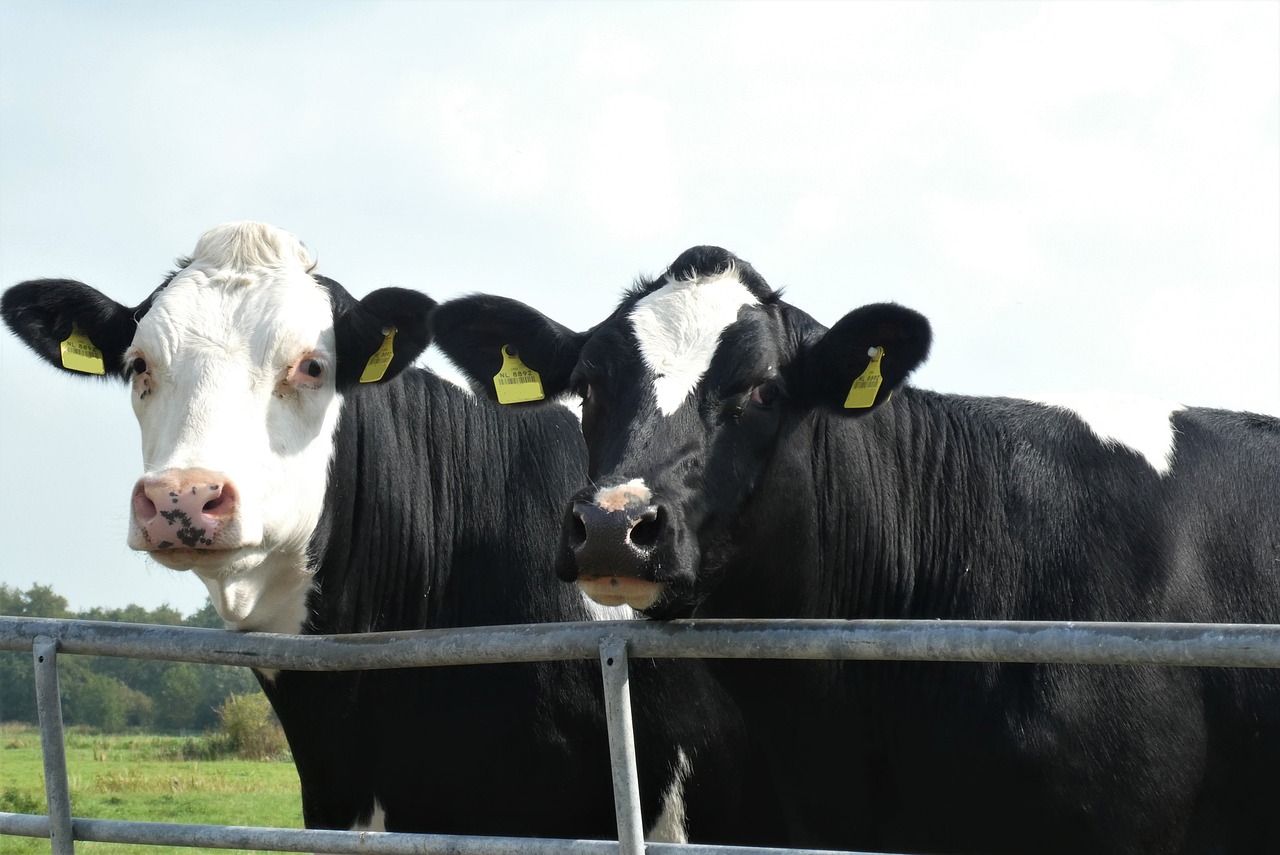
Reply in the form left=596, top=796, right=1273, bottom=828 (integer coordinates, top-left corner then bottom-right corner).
left=3, top=615, right=1279, bottom=855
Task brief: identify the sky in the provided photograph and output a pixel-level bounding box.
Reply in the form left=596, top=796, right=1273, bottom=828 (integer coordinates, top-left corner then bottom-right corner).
left=1, top=1, right=1276, bottom=617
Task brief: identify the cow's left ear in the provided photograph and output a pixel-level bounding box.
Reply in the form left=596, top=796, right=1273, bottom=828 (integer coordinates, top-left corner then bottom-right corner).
left=797, top=303, right=932, bottom=414
left=333, top=286, right=436, bottom=389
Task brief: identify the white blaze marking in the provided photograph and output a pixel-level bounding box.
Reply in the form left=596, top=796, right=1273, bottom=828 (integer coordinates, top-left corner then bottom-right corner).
left=647, top=748, right=692, bottom=843
left=1033, top=393, right=1185, bottom=475
left=629, top=269, right=758, bottom=415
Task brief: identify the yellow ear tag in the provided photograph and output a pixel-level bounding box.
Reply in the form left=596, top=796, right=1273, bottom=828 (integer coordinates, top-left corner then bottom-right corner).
left=843, top=346, right=885, bottom=409
left=358, top=327, right=396, bottom=384
left=60, top=329, right=105, bottom=375
left=493, top=345, right=545, bottom=404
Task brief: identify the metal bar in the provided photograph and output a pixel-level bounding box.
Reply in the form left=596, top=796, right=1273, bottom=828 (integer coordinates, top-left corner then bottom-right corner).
left=32, top=635, right=74, bottom=855
left=4, top=616, right=1280, bottom=670
left=600, top=637, right=646, bottom=855
left=6, top=615, right=1280, bottom=855
left=0, top=813, right=887, bottom=855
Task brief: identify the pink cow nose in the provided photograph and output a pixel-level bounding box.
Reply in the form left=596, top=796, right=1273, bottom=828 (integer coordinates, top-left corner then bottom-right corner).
left=132, top=469, right=237, bottom=550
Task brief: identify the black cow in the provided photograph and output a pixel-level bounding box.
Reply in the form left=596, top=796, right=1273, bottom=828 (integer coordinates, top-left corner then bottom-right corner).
left=0, top=225, right=780, bottom=843
left=433, top=244, right=1280, bottom=854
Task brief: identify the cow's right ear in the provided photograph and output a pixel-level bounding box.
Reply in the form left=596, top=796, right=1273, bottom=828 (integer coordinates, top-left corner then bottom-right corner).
left=1, top=279, right=140, bottom=380
left=432, top=295, right=587, bottom=404
left=797, top=302, right=932, bottom=414
left=333, top=286, right=437, bottom=389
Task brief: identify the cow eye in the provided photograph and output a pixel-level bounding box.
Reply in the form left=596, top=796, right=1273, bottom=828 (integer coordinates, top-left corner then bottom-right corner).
left=286, top=356, right=327, bottom=391
left=575, top=380, right=593, bottom=402
left=750, top=381, right=778, bottom=408
left=129, top=357, right=148, bottom=376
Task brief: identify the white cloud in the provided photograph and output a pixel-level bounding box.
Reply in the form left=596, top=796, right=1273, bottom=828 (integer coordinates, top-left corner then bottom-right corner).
left=575, top=92, right=681, bottom=241
left=395, top=79, right=553, bottom=200
left=1, top=0, right=1276, bottom=615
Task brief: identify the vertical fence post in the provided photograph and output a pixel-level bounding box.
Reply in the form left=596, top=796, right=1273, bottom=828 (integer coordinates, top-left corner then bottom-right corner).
left=599, top=636, right=645, bottom=855
left=33, top=635, right=75, bottom=855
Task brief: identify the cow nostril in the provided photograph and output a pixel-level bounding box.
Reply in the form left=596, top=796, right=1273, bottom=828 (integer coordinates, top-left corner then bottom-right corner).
left=201, top=482, right=236, bottom=517
left=568, top=506, right=588, bottom=550
left=133, top=489, right=157, bottom=522
left=629, top=506, right=664, bottom=549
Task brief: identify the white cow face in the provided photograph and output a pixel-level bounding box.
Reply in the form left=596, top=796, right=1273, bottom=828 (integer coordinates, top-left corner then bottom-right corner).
left=1, top=222, right=434, bottom=632
left=126, top=232, right=344, bottom=630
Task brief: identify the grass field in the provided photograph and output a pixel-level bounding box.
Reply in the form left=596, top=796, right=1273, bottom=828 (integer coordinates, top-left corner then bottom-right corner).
left=1, top=723, right=303, bottom=855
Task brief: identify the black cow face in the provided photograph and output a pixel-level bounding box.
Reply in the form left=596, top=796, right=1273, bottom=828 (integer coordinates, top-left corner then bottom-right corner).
left=434, top=246, right=931, bottom=617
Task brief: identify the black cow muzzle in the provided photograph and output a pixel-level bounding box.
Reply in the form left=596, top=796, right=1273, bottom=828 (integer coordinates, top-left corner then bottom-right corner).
left=561, top=498, right=668, bottom=609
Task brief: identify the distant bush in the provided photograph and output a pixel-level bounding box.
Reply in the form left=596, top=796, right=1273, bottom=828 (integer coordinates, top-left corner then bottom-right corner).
left=0, top=582, right=260, bottom=732
left=214, top=692, right=287, bottom=760
left=0, top=785, right=42, bottom=814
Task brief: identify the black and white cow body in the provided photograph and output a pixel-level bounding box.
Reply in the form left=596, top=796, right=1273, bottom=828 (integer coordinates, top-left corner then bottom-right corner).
left=434, top=245, right=1280, bottom=854
left=256, top=370, right=761, bottom=838
left=1, top=226, right=776, bottom=842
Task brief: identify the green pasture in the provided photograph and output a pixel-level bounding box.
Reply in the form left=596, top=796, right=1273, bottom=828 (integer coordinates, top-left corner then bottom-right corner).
left=0, top=723, right=302, bottom=855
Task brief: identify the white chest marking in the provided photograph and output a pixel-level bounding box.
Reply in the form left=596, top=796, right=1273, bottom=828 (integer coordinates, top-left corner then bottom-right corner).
left=646, top=747, right=692, bottom=843
left=579, top=590, right=638, bottom=621
left=1036, top=393, right=1185, bottom=475
left=349, top=798, right=387, bottom=832
left=629, top=271, right=758, bottom=416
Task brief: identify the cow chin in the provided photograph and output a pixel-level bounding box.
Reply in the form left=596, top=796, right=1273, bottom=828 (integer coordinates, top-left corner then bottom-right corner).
left=578, top=576, right=666, bottom=611
left=142, top=545, right=250, bottom=572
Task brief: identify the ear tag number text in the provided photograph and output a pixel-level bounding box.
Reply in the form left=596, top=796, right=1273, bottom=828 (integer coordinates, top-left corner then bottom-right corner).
left=844, top=346, right=884, bottom=409
left=60, top=329, right=105, bottom=375
left=359, top=328, right=397, bottom=383
left=493, top=345, right=545, bottom=404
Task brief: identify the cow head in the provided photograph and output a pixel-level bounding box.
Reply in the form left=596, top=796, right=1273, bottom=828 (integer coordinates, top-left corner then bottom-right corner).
left=1, top=222, right=433, bottom=631
left=434, top=246, right=930, bottom=617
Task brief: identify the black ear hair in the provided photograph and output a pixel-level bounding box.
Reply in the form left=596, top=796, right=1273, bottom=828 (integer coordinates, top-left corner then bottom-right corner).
left=802, top=302, right=932, bottom=414
left=432, top=294, right=586, bottom=403
left=332, top=285, right=436, bottom=389
left=1, top=279, right=143, bottom=380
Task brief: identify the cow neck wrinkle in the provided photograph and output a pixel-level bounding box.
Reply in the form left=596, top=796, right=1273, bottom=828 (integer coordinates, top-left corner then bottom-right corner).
left=715, top=387, right=993, bottom=621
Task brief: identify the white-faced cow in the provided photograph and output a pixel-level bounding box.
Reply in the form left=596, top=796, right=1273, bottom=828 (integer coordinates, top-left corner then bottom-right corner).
left=0, top=226, right=784, bottom=844
left=432, top=245, right=1280, bottom=854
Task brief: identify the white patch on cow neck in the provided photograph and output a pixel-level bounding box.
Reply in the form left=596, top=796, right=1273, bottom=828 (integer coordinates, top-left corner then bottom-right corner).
left=646, top=748, right=692, bottom=843
left=554, top=390, right=584, bottom=423
left=629, top=269, right=758, bottom=415
left=350, top=799, right=387, bottom=832
left=579, top=590, right=638, bottom=621
left=201, top=550, right=315, bottom=635
left=1033, top=393, right=1185, bottom=475
left=130, top=222, right=340, bottom=635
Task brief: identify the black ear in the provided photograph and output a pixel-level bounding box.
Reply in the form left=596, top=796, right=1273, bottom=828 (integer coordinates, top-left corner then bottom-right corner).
left=432, top=294, right=586, bottom=403
left=801, top=303, right=932, bottom=414
left=1, top=279, right=142, bottom=380
left=333, top=286, right=436, bottom=389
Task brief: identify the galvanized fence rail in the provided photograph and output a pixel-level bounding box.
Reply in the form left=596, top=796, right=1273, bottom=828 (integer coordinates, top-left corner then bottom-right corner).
left=3, top=615, right=1280, bottom=855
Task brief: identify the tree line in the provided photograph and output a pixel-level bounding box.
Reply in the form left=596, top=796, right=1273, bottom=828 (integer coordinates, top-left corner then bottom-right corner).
left=1, top=583, right=260, bottom=732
